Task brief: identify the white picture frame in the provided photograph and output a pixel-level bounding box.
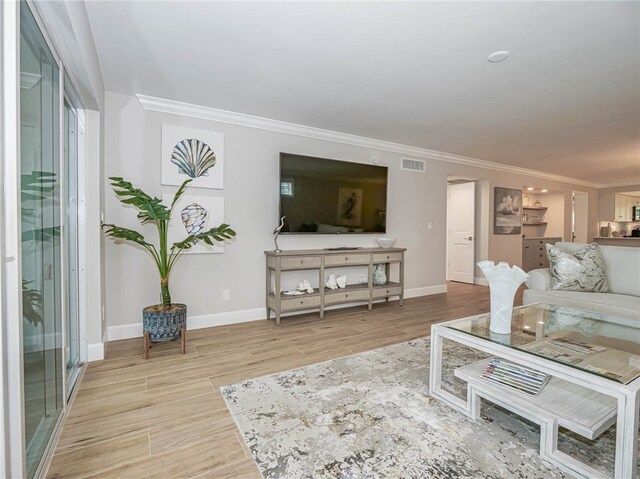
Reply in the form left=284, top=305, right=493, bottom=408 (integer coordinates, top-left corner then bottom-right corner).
left=163, top=194, right=225, bottom=254
left=161, top=124, right=224, bottom=189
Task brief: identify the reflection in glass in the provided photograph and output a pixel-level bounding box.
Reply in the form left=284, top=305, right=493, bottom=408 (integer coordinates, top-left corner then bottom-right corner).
left=20, top=3, right=63, bottom=477
left=64, top=95, right=81, bottom=394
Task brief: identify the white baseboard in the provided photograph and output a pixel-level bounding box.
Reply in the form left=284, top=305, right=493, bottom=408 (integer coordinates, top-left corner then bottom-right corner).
left=474, top=277, right=489, bottom=286
left=107, top=307, right=265, bottom=342
left=105, top=285, right=448, bottom=342
left=87, top=342, right=104, bottom=361
left=405, top=284, right=447, bottom=298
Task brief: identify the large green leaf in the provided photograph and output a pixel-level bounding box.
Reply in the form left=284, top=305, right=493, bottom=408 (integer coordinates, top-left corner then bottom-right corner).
left=102, top=223, right=153, bottom=247
left=109, top=177, right=170, bottom=224
left=22, top=280, right=43, bottom=326
left=22, top=226, right=60, bottom=243
left=21, top=171, right=56, bottom=202
left=170, top=179, right=193, bottom=213
left=171, top=224, right=236, bottom=251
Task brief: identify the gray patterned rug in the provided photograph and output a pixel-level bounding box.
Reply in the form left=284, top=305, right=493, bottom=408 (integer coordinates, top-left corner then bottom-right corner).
left=221, top=337, right=636, bottom=478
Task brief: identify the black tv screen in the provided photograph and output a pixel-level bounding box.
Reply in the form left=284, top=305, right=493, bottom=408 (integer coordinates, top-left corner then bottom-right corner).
left=279, top=153, right=388, bottom=234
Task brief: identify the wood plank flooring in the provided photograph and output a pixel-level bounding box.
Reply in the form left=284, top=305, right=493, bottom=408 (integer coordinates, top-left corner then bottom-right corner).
left=47, top=281, right=510, bottom=478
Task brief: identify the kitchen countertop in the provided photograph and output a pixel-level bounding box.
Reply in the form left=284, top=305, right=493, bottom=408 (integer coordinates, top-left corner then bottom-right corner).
left=521, top=236, right=562, bottom=240
left=593, top=236, right=640, bottom=240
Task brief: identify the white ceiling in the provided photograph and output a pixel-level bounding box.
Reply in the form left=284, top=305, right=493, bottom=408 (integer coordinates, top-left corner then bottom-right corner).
left=85, top=1, right=640, bottom=186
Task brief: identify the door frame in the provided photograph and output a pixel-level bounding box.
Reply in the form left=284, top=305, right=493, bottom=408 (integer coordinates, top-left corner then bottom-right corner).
left=571, top=190, right=589, bottom=243
left=446, top=179, right=477, bottom=284
left=1, top=1, right=26, bottom=476
left=1, top=1, right=88, bottom=476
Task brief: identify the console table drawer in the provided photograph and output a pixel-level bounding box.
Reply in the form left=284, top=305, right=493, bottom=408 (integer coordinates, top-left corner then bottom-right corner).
left=373, top=286, right=402, bottom=298
left=373, top=252, right=402, bottom=263
left=324, top=289, right=370, bottom=305
left=280, top=295, right=321, bottom=311
left=324, top=253, right=370, bottom=266
left=280, top=256, right=322, bottom=270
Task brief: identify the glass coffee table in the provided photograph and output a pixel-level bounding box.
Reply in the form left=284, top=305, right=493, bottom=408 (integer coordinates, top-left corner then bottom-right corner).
left=429, top=303, right=640, bottom=479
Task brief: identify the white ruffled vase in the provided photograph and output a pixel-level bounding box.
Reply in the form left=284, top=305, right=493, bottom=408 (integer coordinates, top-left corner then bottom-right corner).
left=477, top=261, right=528, bottom=334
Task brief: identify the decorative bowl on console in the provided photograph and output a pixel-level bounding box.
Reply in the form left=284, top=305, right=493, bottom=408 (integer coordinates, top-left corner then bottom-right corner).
left=376, top=237, right=397, bottom=248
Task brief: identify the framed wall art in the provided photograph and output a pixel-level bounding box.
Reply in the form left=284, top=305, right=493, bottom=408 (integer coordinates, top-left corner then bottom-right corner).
left=163, top=193, right=225, bottom=254
left=162, top=124, right=224, bottom=189
left=494, top=187, right=522, bottom=234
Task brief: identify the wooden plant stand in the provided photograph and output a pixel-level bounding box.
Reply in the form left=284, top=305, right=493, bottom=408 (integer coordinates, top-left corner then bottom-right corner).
left=143, top=327, right=186, bottom=359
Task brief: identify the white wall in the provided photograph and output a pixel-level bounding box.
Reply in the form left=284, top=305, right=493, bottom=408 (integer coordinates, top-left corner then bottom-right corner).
left=102, top=91, right=600, bottom=339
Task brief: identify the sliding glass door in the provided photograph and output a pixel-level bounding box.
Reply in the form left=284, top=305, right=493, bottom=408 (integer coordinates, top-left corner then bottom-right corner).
left=20, top=3, right=63, bottom=477
left=64, top=93, right=81, bottom=394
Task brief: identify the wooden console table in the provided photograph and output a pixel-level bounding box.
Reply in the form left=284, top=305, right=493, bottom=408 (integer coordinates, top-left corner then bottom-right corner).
left=265, top=247, right=405, bottom=325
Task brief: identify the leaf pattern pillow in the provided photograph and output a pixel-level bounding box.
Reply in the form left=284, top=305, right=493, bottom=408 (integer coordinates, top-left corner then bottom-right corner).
left=546, top=243, right=609, bottom=293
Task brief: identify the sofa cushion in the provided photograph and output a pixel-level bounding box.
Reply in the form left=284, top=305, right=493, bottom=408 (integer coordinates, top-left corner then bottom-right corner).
left=546, top=243, right=608, bottom=293
left=523, top=288, right=640, bottom=321
left=525, top=268, right=551, bottom=291
left=600, top=245, right=640, bottom=296
left=555, top=242, right=640, bottom=296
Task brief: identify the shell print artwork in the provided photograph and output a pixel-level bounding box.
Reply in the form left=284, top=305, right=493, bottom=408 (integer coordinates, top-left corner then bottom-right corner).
left=181, top=203, right=208, bottom=241
left=171, top=138, right=217, bottom=178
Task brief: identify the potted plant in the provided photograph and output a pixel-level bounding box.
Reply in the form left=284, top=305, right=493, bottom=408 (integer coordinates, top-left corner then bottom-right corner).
left=102, top=177, right=235, bottom=358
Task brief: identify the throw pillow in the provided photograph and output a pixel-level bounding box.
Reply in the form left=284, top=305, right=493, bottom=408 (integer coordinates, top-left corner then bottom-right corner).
left=546, top=243, right=609, bottom=293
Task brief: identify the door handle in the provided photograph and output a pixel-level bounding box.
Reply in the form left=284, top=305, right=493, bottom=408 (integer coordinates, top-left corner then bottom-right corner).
left=467, top=236, right=473, bottom=241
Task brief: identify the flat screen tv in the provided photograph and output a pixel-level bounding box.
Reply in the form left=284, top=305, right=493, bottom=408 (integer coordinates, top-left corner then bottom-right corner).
left=279, top=153, right=388, bottom=234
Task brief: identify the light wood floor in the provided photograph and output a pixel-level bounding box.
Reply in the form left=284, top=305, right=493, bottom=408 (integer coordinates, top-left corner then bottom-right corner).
left=47, top=281, right=517, bottom=478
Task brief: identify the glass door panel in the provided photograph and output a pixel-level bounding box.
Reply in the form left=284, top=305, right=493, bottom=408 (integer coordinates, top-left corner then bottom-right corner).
left=20, top=3, right=63, bottom=477
left=64, top=96, right=81, bottom=394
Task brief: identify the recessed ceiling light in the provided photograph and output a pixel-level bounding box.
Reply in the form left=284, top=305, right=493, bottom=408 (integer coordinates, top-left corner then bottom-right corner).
left=541, top=189, right=548, bottom=193
left=488, top=51, right=510, bottom=63
left=527, top=187, right=534, bottom=191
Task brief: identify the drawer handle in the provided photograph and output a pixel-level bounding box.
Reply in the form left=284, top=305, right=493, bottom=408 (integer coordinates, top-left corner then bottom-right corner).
left=345, top=294, right=349, bottom=298
left=345, top=257, right=349, bottom=261
left=386, top=255, right=390, bottom=259
left=300, top=300, right=304, bottom=304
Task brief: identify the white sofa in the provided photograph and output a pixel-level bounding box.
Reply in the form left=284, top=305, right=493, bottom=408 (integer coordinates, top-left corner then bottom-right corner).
left=523, top=242, right=640, bottom=320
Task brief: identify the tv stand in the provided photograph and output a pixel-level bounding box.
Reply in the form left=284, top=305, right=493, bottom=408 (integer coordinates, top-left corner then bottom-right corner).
left=265, top=247, right=405, bottom=325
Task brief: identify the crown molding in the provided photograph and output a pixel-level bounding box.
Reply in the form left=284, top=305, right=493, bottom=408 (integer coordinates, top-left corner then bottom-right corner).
left=595, top=179, right=640, bottom=190
left=137, top=94, right=601, bottom=189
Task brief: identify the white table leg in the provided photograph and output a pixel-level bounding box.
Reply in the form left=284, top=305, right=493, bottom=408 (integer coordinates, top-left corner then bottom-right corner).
left=615, top=389, right=639, bottom=479
left=429, top=327, right=479, bottom=418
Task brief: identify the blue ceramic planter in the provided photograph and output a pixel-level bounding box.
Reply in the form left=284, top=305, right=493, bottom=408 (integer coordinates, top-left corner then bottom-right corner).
left=143, top=303, right=187, bottom=341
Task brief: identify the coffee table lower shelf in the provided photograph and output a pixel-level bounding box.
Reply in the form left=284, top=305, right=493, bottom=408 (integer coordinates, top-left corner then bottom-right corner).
left=455, top=359, right=617, bottom=440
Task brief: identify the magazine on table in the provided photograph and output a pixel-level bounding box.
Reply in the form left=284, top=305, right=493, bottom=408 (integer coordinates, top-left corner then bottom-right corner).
left=521, top=335, right=640, bottom=385
left=546, top=337, right=606, bottom=355
left=481, top=358, right=549, bottom=396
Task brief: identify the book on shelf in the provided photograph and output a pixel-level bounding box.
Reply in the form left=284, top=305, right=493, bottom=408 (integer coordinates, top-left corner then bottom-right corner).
left=481, top=358, right=549, bottom=396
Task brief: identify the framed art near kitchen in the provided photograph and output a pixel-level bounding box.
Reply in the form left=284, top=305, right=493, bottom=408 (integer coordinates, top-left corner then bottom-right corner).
left=494, top=187, right=522, bottom=234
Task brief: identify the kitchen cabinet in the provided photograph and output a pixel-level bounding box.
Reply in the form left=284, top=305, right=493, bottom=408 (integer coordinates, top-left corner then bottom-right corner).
left=522, top=237, right=562, bottom=272
left=600, top=193, right=640, bottom=222
left=615, top=195, right=629, bottom=222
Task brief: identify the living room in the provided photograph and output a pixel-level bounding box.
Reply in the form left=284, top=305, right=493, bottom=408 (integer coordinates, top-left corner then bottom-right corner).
left=1, top=1, right=639, bottom=478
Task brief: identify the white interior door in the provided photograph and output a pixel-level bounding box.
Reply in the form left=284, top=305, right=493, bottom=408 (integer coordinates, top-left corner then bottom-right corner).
left=572, top=191, right=589, bottom=243
left=447, top=182, right=476, bottom=283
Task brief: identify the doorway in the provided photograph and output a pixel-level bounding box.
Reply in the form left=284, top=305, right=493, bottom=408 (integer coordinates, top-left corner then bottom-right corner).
left=572, top=191, right=589, bottom=243
left=446, top=180, right=476, bottom=284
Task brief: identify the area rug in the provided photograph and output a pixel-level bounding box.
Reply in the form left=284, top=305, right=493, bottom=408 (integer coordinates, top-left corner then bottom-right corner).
left=221, top=337, right=634, bottom=478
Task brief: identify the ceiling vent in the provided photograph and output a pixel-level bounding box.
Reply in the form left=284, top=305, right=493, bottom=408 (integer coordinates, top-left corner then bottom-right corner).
left=401, top=158, right=426, bottom=173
